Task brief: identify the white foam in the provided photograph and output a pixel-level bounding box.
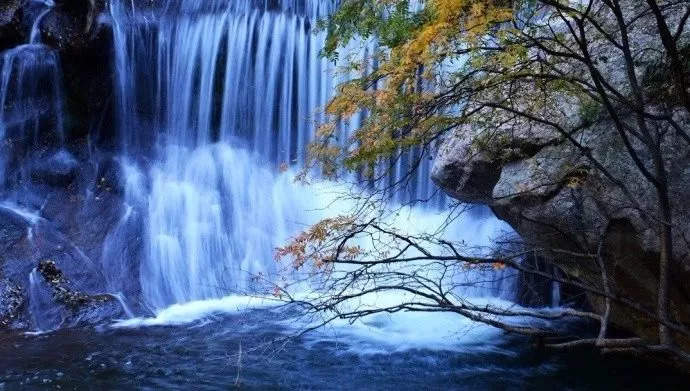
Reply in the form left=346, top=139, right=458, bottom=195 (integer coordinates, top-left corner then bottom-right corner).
left=112, top=287, right=536, bottom=355
left=112, top=295, right=281, bottom=328
left=290, top=292, right=530, bottom=354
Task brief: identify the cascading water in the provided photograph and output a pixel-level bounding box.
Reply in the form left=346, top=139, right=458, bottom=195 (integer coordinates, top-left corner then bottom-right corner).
left=0, top=49, right=65, bottom=188
left=106, top=0, right=512, bottom=311
left=109, top=0, right=441, bottom=197
left=0, top=2, right=65, bottom=191
left=110, top=0, right=338, bottom=155
left=28, top=267, right=58, bottom=331
left=0, top=3, right=684, bottom=389
left=0, top=1, right=95, bottom=331
left=109, top=0, right=340, bottom=307
left=99, top=159, right=147, bottom=300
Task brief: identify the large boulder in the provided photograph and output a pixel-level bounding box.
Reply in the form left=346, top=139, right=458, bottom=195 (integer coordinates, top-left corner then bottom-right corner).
left=431, top=3, right=690, bottom=345
left=432, top=115, right=690, bottom=345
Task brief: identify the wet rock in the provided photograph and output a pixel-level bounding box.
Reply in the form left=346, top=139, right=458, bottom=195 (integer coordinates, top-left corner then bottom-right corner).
left=34, top=0, right=115, bottom=143
left=35, top=259, right=126, bottom=327
left=0, top=207, right=30, bottom=250
left=0, top=0, right=26, bottom=50
left=96, top=156, right=126, bottom=195
left=0, top=196, right=136, bottom=330
left=0, top=209, right=33, bottom=329
left=30, top=150, right=79, bottom=187
left=40, top=0, right=105, bottom=49
left=0, top=0, right=23, bottom=25
left=0, top=278, right=25, bottom=328
left=38, top=259, right=96, bottom=310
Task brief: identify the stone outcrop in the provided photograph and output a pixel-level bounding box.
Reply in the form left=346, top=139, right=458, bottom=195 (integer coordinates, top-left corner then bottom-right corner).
left=432, top=115, right=690, bottom=344
left=431, top=2, right=690, bottom=346
left=32, top=259, right=126, bottom=329
left=42, top=0, right=105, bottom=48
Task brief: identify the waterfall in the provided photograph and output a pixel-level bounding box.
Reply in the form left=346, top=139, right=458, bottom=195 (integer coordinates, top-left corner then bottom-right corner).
left=109, top=0, right=441, bottom=198
left=28, top=268, right=60, bottom=331
left=0, top=46, right=65, bottom=189
left=109, top=0, right=343, bottom=307
left=141, top=145, right=315, bottom=308
left=99, top=159, right=147, bottom=303
left=29, top=6, right=52, bottom=44
left=110, top=0, right=337, bottom=156
left=0, top=0, right=524, bottom=334
left=0, top=2, right=65, bottom=191
left=0, top=2, right=68, bottom=210
left=106, top=0, right=511, bottom=310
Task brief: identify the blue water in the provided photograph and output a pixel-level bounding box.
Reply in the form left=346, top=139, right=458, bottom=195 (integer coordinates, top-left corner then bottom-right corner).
left=0, top=307, right=687, bottom=390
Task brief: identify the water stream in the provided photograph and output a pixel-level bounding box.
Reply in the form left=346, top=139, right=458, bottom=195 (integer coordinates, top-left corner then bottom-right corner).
left=1, top=0, right=685, bottom=389
left=107, top=0, right=461, bottom=311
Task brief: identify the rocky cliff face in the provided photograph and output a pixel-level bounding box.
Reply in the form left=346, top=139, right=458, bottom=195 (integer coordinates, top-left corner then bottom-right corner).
left=432, top=115, right=690, bottom=344
left=0, top=1, right=136, bottom=330
left=430, top=1, right=690, bottom=348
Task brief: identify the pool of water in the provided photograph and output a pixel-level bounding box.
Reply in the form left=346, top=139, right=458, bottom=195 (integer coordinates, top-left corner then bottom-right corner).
left=0, top=304, right=687, bottom=390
